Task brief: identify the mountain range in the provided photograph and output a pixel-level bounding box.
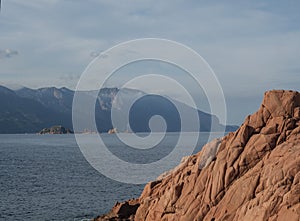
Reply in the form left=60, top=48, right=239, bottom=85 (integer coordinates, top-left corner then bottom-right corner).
left=0, top=85, right=237, bottom=134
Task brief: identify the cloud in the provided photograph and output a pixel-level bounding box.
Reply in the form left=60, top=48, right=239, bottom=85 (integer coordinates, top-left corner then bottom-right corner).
left=0, top=49, right=18, bottom=59
left=90, top=51, right=100, bottom=58
left=0, top=0, right=300, bottom=124
left=57, top=73, right=80, bottom=89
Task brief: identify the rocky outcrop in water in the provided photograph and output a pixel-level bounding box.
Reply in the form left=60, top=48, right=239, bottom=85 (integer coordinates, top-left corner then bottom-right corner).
left=96, top=90, right=300, bottom=221
left=39, top=125, right=73, bottom=134
left=108, top=128, right=118, bottom=134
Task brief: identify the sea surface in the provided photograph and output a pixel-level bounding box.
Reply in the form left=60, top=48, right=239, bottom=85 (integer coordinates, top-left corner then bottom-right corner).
left=0, top=133, right=224, bottom=221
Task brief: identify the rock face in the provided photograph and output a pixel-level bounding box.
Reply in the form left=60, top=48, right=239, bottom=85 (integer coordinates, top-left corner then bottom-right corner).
left=96, top=90, right=300, bottom=221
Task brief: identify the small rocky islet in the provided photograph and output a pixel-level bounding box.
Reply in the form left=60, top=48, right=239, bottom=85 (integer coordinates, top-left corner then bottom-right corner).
left=39, top=125, right=73, bottom=134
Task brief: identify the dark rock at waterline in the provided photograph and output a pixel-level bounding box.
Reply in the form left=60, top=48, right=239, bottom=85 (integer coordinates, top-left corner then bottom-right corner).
left=39, top=125, right=73, bottom=134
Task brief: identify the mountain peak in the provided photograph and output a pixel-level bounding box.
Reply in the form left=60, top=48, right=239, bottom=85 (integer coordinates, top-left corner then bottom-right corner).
left=0, top=85, right=15, bottom=96
left=262, top=90, right=300, bottom=118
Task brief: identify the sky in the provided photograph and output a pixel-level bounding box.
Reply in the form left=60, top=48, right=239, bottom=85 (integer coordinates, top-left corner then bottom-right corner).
left=0, top=0, right=299, bottom=124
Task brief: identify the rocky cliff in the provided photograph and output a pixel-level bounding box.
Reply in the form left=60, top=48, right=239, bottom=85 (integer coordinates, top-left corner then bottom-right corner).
left=96, top=90, right=300, bottom=221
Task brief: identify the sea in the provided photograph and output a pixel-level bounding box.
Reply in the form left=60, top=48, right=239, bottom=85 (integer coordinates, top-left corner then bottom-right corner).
left=0, top=133, right=224, bottom=221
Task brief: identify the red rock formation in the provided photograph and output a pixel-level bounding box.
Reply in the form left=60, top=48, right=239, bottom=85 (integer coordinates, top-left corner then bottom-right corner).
left=96, top=90, right=300, bottom=221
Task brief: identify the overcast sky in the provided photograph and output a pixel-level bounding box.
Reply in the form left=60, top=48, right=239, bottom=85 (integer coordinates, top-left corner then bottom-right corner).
left=0, top=0, right=299, bottom=124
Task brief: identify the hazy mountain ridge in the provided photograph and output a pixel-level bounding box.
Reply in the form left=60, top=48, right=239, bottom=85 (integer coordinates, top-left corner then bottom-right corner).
left=0, top=86, right=68, bottom=133
left=0, top=85, right=237, bottom=133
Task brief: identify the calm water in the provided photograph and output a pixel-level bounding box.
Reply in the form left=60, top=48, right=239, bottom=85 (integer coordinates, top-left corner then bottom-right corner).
left=0, top=133, right=222, bottom=221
